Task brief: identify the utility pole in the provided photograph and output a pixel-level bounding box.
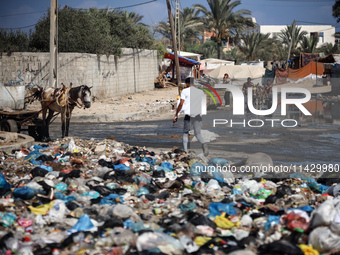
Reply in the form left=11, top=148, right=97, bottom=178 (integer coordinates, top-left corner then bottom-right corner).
left=166, top=0, right=181, bottom=91
left=286, top=19, right=296, bottom=70
left=50, top=0, right=58, bottom=88
left=175, top=0, right=180, bottom=54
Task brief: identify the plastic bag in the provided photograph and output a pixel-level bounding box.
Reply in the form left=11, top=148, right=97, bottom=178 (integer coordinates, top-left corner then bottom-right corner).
left=0, top=173, right=11, bottom=189
left=209, top=158, right=229, bottom=166
left=190, top=162, right=205, bottom=177
left=13, top=186, right=37, bottom=200
left=49, top=200, right=68, bottom=221
left=208, top=202, right=237, bottom=217
left=310, top=199, right=340, bottom=229
left=309, top=226, right=340, bottom=253
left=136, top=232, right=184, bottom=254
left=67, top=214, right=97, bottom=234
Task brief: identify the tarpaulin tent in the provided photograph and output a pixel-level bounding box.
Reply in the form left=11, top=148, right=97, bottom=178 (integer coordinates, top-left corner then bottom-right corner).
left=208, top=65, right=265, bottom=80
left=262, top=68, right=275, bottom=85
left=200, top=58, right=234, bottom=71
left=164, top=52, right=201, bottom=80
left=164, top=52, right=200, bottom=67
left=208, top=65, right=265, bottom=85
left=276, top=69, right=288, bottom=85
left=288, top=61, right=324, bottom=80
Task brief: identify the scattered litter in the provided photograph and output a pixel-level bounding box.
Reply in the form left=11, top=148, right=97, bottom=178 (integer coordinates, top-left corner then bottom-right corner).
left=0, top=137, right=337, bottom=254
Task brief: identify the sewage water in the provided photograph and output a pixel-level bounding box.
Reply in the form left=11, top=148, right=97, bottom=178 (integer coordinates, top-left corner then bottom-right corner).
left=48, top=99, right=340, bottom=165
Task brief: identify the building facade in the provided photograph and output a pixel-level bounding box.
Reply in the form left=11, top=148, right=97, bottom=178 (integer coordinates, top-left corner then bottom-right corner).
left=249, top=22, right=335, bottom=47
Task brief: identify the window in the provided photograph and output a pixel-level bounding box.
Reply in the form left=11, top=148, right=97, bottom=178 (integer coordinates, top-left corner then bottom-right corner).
left=311, top=32, right=323, bottom=43
left=319, top=32, right=324, bottom=43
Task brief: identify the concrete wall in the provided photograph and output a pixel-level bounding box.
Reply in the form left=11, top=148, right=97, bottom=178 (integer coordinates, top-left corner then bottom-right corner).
left=0, top=48, right=159, bottom=98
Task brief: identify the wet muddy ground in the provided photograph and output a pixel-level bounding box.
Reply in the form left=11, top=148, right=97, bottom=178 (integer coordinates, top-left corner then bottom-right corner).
left=49, top=103, right=340, bottom=165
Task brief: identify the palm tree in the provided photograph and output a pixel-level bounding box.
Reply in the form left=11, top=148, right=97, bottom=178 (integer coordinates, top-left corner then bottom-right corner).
left=299, top=35, right=319, bottom=53
left=194, top=0, right=253, bottom=59
left=237, top=32, right=273, bottom=61
left=318, top=42, right=340, bottom=55
left=119, top=11, right=146, bottom=26
left=278, top=24, right=308, bottom=55
left=224, top=47, right=245, bottom=64
left=156, top=7, right=202, bottom=49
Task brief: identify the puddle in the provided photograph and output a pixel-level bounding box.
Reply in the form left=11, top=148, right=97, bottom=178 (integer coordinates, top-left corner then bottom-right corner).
left=285, top=99, right=340, bottom=124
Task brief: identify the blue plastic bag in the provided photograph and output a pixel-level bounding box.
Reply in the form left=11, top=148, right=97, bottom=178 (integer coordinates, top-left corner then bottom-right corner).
left=124, top=219, right=134, bottom=229
left=208, top=202, right=237, bottom=217
left=13, top=186, right=37, bottom=200
left=38, top=165, right=53, bottom=172
left=67, top=214, right=95, bottom=234
left=113, top=164, right=131, bottom=171
left=264, top=215, right=280, bottom=231
left=190, top=162, right=206, bottom=177
left=161, top=162, right=173, bottom=171
left=179, top=202, right=196, bottom=212
left=136, top=187, right=150, bottom=197
left=82, top=191, right=101, bottom=199
left=55, top=183, right=67, bottom=192
left=0, top=173, right=11, bottom=189
left=100, top=194, right=124, bottom=205
left=209, top=158, right=229, bottom=166
left=53, top=192, right=77, bottom=203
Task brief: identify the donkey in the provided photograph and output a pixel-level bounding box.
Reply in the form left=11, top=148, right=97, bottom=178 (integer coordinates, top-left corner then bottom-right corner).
left=40, top=85, right=92, bottom=141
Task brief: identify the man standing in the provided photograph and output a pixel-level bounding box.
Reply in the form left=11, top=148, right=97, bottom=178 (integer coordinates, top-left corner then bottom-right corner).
left=173, top=77, right=208, bottom=156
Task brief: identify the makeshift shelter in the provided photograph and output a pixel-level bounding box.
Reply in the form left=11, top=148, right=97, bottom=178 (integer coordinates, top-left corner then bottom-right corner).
left=288, top=61, right=324, bottom=81
left=300, top=53, right=320, bottom=67
left=200, top=58, right=234, bottom=72
left=164, top=52, right=201, bottom=81
left=208, top=65, right=265, bottom=85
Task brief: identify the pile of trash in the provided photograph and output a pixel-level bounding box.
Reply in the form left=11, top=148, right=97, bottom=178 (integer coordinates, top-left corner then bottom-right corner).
left=0, top=137, right=340, bottom=255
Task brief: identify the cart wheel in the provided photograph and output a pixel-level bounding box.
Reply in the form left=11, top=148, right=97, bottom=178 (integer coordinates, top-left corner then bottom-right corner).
left=28, top=125, right=44, bottom=141
left=0, top=119, right=19, bottom=133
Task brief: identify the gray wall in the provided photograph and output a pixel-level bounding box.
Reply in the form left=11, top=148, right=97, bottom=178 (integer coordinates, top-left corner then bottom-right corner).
left=0, top=48, right=159, bottom=98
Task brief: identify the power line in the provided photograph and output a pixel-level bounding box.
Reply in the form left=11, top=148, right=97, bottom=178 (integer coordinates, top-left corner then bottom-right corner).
left=0, top=24, right=36, bottom=30
left=114, top=0, right=158, bottom=9
left=297, top=20, right=337, bottom=26
left=72, top=0, right=158, bottom=10
left=0, top=10, right=46, bottom=18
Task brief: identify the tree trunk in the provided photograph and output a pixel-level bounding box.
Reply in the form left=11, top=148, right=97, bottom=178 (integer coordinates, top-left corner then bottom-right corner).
left=217, top=41, right=222, bottom=59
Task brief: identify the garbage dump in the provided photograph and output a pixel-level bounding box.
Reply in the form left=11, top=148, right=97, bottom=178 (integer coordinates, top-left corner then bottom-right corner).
left=0, top=137, right=339, bottom=255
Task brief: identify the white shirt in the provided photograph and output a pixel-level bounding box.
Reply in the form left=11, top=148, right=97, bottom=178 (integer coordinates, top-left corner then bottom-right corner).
left=180, top=86, right=206, bottom=117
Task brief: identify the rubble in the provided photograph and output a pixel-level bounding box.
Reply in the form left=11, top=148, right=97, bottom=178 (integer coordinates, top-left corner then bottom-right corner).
left=0, top=137, right=339, bottom=254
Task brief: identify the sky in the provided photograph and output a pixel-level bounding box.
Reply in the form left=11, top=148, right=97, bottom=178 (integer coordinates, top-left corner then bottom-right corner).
left=0, top=0, right=338, bottom=33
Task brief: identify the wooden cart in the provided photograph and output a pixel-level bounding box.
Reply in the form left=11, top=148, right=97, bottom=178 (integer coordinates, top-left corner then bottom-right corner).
left=0, top=109, right=44, bottom=141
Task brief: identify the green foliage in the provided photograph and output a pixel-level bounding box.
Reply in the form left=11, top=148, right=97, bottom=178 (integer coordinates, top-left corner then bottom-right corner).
left=185, top=41, right=217, bottom=58
left=318, top=42, right=340, bottom=55
left=156, top=7, right=203, bottom=49
left=0, top=29, right=30, bottom=53
left=194, top=0, right=254, bottom=59
left=299, top=35, right=319, bottom=53
left=150, top=39, right=168, bottom=58
left=224, top=47, right=245, bottom=64
left=278, top=24, right=308, bottom=55
left=333, top=0, right=340, bottom=23
left=237, top=33, right=274, bottom=61
left=1, top=7, right=160, bottom=56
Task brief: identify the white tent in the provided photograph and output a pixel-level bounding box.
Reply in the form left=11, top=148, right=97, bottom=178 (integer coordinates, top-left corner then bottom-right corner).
left=208, top=65, right=265, bottom=85
left=200, top=58, right=234, bottom=70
